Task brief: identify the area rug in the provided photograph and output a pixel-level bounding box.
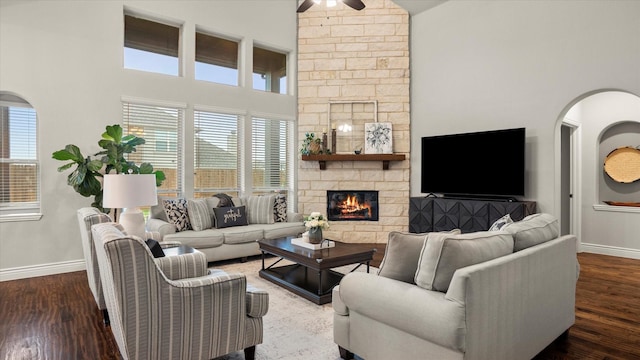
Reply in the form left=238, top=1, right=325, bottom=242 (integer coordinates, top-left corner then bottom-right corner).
left=212, top=256, right=375, bottom=360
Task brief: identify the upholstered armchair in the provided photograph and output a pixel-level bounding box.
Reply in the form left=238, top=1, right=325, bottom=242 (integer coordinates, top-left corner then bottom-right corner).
left=77, top=207, right=166, bottom=325
left=91, top=222, right=268, bottom=360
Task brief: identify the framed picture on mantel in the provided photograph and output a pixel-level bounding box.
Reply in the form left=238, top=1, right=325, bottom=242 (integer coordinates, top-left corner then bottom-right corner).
left=365, top=122, right=393, bottom=154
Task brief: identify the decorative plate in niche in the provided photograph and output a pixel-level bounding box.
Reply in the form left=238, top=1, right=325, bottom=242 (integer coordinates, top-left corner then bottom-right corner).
left=603, top=146, right=640, bottom=183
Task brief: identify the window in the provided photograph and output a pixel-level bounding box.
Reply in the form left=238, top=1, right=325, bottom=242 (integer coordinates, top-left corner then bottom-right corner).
left=0, top=93, right=40, bottom=220
left=251, top=116, right=293, bottom=196
left=253, top=46, right=287, bottom=94
left=194, top=110, right=242, bottom=197
left=124, top=14, right=180, bottom=76
left=195, top=32, right=239, bottom=86
left=122, top=101, right=184, bottom=197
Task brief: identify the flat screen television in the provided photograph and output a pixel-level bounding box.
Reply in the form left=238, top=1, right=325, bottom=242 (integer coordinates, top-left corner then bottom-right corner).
left=421, top=127, right=525, bottom=199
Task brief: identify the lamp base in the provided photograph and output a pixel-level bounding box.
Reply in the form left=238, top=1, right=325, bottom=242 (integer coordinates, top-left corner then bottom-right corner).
left=118, top=208, right=146, bottom=240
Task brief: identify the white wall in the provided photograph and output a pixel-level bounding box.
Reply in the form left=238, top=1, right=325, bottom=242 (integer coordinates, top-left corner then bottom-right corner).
left=409, top=1, right=640, bottom=254
left=0, top=0, right=297, bottom=277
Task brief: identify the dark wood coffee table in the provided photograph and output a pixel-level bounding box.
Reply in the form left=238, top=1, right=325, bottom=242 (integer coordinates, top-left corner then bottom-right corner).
left=258, top=237, right=376, bottom=305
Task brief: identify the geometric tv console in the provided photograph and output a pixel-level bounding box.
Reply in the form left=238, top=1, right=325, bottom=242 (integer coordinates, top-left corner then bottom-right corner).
left=409, top=197, right=537, bottom=233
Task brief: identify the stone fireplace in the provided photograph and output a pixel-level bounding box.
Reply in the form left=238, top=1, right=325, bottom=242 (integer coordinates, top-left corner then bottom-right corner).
left=327, top=191, right=379, bottom=221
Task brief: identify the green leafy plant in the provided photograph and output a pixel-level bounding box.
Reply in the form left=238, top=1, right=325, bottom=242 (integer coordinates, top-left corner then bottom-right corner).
left=52, top=124, right=166, bottom=211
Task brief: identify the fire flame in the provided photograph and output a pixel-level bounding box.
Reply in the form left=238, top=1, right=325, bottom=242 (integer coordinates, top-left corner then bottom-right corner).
left=338, top=195, right=371, bottom=217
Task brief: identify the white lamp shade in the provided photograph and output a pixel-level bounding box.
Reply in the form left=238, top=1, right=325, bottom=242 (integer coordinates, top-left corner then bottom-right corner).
left=102, top=174, right=158, bottom=209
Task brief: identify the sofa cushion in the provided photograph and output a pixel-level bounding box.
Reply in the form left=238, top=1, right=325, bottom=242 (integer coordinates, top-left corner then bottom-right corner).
left=245, top=195, right=276, bottom=224
left=187, top=199, right=212, bottom=231
left=274, top=194, right=287, bottom=222
left=221, top=226, right=264, bottom=245
left=502, top=213, right=559, bottom=252
left=378, top=229, right=461, bottom=284
left=415, top=231, right=514, bottom=292
left=163, top=199, right=192, bottom=232
left=163, top=229, right=225, bottom=249
left=213, top=206, right=248, bottom=229
left=261, top=222, right=307, bottom=240
left=489, top=213, right=513, bottom=231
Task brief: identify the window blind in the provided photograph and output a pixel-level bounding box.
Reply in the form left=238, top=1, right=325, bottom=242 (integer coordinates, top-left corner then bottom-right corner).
left=194, top=110, right=241, bottom=197
left=122, top=102, right=183, bottom=197
left=251, top=117, right=292, bottom=192
left=124, top=14, right=179, bottom=57
left=0, top=103, right=39, bottom=214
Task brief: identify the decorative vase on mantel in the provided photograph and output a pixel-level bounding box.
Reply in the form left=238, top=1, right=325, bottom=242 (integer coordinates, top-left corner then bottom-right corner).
left=308, top=227, right=323, bottom=244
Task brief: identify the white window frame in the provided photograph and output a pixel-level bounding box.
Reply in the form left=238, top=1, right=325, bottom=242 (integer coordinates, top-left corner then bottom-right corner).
left=0, top=98, right=41, bottom=222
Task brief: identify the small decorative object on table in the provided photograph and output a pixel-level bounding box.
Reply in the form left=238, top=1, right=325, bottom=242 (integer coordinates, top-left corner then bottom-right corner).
left=304, top=211, right=330, bottom=244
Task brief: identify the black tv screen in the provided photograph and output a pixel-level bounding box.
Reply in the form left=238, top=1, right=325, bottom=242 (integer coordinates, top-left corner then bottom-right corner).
left=421, top=128, right=525, bottom=198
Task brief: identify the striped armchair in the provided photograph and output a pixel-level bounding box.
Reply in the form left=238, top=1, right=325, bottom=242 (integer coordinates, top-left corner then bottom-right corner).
left=92, top=222, right=268, bottom=360
left=77, top=207, right=165, bottom=325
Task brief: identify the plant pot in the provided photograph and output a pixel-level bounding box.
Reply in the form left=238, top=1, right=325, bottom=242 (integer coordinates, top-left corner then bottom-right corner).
left=308, top=227, right=323, bottom=244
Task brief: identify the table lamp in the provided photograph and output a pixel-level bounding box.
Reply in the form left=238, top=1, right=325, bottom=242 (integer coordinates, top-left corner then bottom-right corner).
left=102, top=173, right=158, bottom=240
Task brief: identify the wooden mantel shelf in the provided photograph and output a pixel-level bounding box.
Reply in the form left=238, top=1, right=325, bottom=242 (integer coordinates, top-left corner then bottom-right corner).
left=301, top=154, right=406, bottom=170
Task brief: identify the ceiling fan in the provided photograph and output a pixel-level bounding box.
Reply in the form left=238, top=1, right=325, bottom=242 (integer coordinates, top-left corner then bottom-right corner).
left=297, top=0, right=366, bottom=13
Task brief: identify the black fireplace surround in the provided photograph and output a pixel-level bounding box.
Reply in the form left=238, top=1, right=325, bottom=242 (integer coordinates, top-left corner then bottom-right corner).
left=327, top=190, right=379, bottom=221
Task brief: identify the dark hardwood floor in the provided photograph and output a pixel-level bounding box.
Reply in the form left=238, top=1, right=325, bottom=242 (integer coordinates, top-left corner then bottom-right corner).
left=0, top=251, right=638, bottom=360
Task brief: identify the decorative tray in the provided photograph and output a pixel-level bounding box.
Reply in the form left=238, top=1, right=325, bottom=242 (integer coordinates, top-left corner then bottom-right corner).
left=291, top=237, right=336, bottom=250
left=603, top=201, right=640, bottom=207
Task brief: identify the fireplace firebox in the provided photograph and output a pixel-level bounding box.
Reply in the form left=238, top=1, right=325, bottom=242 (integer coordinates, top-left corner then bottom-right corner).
left=327, top=190, right=379, bottom=221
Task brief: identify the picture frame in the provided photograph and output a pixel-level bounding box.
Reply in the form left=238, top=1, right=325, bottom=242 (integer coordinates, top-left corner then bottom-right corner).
left=364, top=122, right=393, bottom=154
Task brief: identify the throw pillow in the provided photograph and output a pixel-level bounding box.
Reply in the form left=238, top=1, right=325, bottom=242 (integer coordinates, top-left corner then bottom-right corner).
left=213, top=193, right=234, bottom=207
left=245, top=195, right=276, bottom=224
left=274, top=194, right=287, bottom=222
left=414, top=231, right=514, bottom=292
left=502, top=213, right=559, bottom=252
left=489, top=214, right=513, bottom=231
left=151, top=196, right=174, bottom=222
left=213, top=206, right=248, bottom=228
left=163, top=199, right=192, bottom=232
left=186, top=199, right=212, bottom=231
left=377, top=229, right=461, bottom=284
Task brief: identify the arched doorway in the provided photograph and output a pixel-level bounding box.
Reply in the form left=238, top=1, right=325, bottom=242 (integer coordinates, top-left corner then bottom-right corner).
left=555, top=90, right=640, bottom=256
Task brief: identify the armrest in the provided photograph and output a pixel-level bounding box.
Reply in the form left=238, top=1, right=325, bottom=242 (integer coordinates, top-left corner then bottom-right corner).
left=287, top=212, right=303, bottom=222
left=155, top=251, right=208, bottom=280
left=146, top=218, right=177, bottom=238
left=338, top=272, right=465, bottom=351
left=246, top=284, right=269, bottom=318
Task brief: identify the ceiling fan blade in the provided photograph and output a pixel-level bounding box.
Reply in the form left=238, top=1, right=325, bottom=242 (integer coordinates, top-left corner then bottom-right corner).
left=342, top=0, right=366, bottom=11
left=297, top=0, right=315, bottom=13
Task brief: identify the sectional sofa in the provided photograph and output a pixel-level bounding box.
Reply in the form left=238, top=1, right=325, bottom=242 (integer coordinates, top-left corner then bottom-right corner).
left=146, top=194, right=306, bottom=263
left=333, top=213, right=579, bottom=360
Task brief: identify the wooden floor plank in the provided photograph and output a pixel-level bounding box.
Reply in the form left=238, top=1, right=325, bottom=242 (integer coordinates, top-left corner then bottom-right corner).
left=0, top=251, right=638, bottom=359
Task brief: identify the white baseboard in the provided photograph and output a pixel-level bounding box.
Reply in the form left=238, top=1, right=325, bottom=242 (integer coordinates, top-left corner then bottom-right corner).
left=0, top=259, right=86, bottom=282
left=580, top=242, right=640, bottom=260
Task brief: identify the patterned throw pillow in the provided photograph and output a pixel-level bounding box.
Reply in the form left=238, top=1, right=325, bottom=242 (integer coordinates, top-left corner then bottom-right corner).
left=489, top=214, right=513, bottom=231
left=213, top=206, right=248, bottom=228
left=163, top=199, right=192, bottom=232
left=274, top=194, right=287, bottom=222
left=245, top=195, right=276, bottom=224
left=187, top=199, right=212, bottom=231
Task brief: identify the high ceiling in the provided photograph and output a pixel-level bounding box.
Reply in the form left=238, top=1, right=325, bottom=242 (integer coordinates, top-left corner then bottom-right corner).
left=392, top=0, right=447, bottom=15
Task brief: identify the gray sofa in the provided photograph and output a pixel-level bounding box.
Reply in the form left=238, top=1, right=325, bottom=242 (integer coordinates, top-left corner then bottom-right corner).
left=333, top=213, right=579, bottom=360
left=146, top=194, right=306, bottom=262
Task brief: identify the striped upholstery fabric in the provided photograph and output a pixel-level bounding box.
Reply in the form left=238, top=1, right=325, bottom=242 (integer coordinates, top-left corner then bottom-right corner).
left=77, top=208, right=173, bottom=312
left=245, top=195, right=276, bottom=224
left=155, top=251, right=208, bottom=280
left=77, top=207, right=114, bottom=310
left=92, top=222, right=266, bottom=360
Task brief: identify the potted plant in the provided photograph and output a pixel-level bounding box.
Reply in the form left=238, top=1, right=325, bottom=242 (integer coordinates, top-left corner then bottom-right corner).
left=52, top=124, right=165, bottom=211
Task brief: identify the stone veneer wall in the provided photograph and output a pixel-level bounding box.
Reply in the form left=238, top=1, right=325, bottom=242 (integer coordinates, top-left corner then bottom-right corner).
left=297, top=0, right=410, bottom=243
